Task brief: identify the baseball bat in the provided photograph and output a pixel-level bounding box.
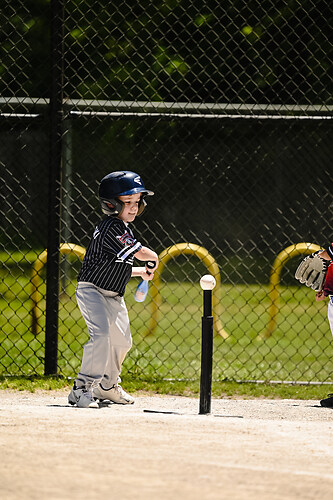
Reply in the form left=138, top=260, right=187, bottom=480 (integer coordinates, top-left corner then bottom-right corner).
left=134, top=261, right=155, bottom=302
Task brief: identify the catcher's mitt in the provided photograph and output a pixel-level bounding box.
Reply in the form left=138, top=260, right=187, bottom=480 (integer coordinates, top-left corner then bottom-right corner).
left=295, top=252, right=329, bottom=292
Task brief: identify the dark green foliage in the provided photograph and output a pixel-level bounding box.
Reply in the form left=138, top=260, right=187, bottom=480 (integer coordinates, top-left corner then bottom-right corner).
left=1, top=1, right=331, bottom=103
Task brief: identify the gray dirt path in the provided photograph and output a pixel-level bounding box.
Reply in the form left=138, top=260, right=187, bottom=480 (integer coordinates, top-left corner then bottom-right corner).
left=0, top=390, right=332, bottom=500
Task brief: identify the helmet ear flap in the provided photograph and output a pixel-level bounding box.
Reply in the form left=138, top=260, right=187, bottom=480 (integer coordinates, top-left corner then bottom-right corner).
left=100, top=198, right=124, bottom=216
left=137, top=197, right=147, bottom=216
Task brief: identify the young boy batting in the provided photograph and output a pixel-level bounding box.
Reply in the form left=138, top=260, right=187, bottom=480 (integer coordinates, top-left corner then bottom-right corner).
left=69, top=171, right=159, bottom=408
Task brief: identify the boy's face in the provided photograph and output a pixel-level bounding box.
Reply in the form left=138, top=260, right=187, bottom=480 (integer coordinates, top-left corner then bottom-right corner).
left=117, top=193, right=141, bottom=223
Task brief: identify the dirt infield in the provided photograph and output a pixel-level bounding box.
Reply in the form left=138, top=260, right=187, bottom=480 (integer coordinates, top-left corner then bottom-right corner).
left=1, top=390, right=333, bottom=500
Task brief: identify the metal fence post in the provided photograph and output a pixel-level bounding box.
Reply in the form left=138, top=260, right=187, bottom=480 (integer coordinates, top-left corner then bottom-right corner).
left=45, top=0, right=64, bottom=375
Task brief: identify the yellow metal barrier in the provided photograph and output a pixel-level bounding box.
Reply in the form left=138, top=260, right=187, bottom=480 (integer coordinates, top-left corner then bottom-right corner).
left=147, top=242, right=227, bottom=338
left=262, top=242, right=323, bottom=339
left=31, top=243, right=86, bottom=334
left=30, top=241, right=226, bottom=338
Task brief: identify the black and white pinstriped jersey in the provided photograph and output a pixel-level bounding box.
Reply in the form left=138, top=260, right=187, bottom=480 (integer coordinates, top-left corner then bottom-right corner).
left=77, top=216, right=142, bottom=296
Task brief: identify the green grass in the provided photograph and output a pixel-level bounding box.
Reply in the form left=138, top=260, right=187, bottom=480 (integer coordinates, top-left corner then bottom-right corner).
left=1, top=269, right=333, bottom=387
left=0, top=375, right=332, bottom=402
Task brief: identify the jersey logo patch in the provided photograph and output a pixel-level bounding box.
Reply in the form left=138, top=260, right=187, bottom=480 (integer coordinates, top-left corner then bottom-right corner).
left=116, top=232, right=136, bottom=246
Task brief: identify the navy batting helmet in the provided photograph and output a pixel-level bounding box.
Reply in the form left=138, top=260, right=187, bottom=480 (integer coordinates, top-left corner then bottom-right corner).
left=99, top=171, right=154, bottom=216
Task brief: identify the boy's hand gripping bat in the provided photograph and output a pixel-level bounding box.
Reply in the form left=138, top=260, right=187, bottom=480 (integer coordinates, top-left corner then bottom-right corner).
left=134, top=261, right=155, bottom=302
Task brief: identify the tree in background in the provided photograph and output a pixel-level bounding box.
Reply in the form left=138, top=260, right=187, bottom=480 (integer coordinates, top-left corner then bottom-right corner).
left=1, top=0, right=332, bottom=103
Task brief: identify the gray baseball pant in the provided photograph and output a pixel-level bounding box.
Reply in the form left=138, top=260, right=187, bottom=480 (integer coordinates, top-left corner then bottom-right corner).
left=75, top=282, right=132, bottom=390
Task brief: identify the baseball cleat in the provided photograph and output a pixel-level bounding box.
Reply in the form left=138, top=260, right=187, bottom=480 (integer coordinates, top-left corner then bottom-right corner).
left=68, top=385, right=99, bottom=408
left=93, top=383, right=135, bottom=405
left=320, top=394, right=333, bottom=408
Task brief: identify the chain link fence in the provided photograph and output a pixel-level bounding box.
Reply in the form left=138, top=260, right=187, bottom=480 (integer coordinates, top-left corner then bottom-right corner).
left=1, top=0, right=332, bottom=383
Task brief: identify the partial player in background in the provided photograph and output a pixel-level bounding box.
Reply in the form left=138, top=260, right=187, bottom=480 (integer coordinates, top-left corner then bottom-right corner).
left=68, top=171, right=159, bottom=408
left=314, top=245, right=333, bottom=407
left=295, top=242, right=333, bottom=408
